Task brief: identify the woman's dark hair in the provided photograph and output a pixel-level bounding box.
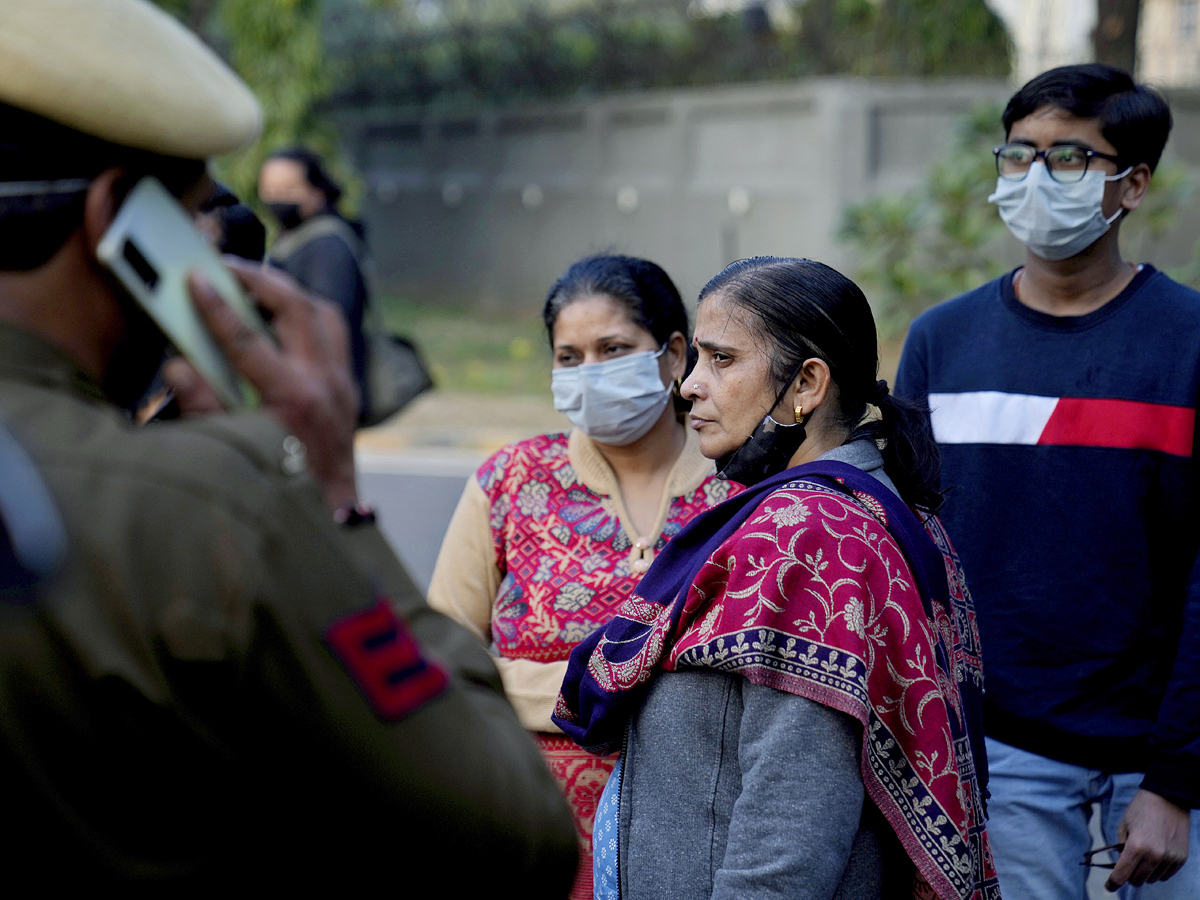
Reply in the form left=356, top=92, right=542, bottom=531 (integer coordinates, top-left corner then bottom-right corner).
left=1002, top=64, right=1172, bottom=173
left=544, top=254, right=693, bottom=412
left=267, top=147, right=344, bottom=206
left=699, top=256, right=942, bottom=513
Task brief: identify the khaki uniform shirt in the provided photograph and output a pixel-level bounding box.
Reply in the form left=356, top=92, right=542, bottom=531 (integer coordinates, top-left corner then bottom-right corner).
left=0, top=324, right=576, bottom=889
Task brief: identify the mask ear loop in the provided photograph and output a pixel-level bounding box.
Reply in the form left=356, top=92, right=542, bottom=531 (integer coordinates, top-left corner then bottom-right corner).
left=1102, top=166, right=1135, bottom=225
left=715, top=362, right=814, bottom=485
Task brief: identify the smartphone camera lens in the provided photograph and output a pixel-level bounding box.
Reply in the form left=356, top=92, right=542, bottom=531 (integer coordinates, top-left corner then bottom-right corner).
left=122, top=239, right=159, bottom=291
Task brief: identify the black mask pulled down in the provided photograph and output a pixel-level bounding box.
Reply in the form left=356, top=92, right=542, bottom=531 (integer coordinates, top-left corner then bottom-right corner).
left=716, top=413, right=809, bottom=487
left=265, top=202, right=303, bottom=231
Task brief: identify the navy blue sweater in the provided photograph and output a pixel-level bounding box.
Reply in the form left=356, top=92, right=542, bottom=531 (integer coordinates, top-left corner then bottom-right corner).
left=896, top=266, right=1200, bottom=809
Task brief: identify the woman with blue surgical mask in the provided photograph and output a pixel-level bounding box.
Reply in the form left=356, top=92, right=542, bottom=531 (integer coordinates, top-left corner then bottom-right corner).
left=427, top=254, right=741, bottom=900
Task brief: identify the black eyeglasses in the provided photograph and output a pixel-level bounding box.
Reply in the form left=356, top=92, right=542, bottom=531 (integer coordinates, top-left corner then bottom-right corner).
left=994, top=144, right=1124, bottom=184
left=1081, top=842, right=1124, bottom=868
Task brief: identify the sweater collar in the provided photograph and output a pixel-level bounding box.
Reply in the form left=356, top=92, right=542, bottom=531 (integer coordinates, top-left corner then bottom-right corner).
left=818, top=438, right=900, bottom=498
left=567, top=426, right=714, bottom=501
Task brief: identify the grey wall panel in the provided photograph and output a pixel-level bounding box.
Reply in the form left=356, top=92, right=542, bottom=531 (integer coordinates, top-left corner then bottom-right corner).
left=336, top=78, right=1200, bottom=311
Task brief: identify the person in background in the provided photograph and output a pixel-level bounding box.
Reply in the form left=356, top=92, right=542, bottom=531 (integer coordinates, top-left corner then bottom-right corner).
left=556, top=257, right=996, bottom=900
left=0, top=0, right=576, bottom=889
left=136, top=183, right=266, bottom=424
left=196, top=181, right=266, bottom=263
left=428, top=254, right=741, bottom=899
left=259, top=148, right=370, bottom=418
left=896, top=64, right=1200, bottom=897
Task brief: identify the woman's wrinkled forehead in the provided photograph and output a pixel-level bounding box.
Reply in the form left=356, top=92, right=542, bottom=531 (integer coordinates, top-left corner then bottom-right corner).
left=695, top=290, right=768, bottom=350
left=551, top=292, right=651, bottom=345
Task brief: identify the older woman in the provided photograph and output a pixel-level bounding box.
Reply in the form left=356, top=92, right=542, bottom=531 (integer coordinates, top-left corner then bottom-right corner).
left=428, top=255, right=739, bottom=899
left=556, top=258, right=998, bottom=900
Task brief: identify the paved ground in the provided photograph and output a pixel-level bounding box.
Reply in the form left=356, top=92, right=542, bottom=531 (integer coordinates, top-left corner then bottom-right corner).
left=354, top=389, right=566, bottom=590
left=356, top=388, right=567, bottom=458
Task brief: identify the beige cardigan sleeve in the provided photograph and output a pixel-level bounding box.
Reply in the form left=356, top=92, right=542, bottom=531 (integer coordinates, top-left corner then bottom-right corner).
left=427, top=477, right=568, bottom=734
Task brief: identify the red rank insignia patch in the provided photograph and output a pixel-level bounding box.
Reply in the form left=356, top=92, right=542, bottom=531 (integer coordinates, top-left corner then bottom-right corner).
left=325, top=598, right=450, bottom=721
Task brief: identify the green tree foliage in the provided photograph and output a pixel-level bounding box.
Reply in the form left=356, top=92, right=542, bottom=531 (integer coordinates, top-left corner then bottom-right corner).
left=149, top=0, right=336, bottom=203
left=840, top=105, right=1008, bottom=337
left=328, top=0, right=1011, bottom=110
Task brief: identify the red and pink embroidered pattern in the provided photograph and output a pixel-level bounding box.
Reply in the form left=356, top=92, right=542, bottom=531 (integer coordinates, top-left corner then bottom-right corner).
left=478, top=433, right=737, bottom=900
left=585, top=481, right=997, bottom=900
left=477, top=433, right=736, bottom=663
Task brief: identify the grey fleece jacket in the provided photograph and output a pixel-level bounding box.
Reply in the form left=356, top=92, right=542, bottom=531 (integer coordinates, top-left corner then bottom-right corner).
left=615, top=440, right=904, bottom=900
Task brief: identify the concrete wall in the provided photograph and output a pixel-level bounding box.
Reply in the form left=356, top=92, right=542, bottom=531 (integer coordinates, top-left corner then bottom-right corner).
left=334, top=77, right=1200, bottom=309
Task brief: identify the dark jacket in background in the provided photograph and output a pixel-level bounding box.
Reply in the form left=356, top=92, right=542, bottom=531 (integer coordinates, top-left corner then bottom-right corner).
left=270, top=214, right=370, bottom=418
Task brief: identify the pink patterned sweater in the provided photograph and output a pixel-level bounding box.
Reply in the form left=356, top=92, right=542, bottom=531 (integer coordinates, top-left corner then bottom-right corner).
left=428, top=428, right=738, bottom=898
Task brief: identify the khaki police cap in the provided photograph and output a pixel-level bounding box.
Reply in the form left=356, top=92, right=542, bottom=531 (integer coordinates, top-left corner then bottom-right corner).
left=0, top=0, right=261, bottom=159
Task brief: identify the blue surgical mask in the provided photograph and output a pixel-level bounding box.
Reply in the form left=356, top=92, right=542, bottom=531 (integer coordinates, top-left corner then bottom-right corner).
left=551, top=345, right=671, bottom=446
left=989, top=162, right=1132, bottom=261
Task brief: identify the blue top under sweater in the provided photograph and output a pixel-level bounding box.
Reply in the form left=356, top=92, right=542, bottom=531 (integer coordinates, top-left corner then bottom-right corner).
left=896, top=265, right=1200, bottom=809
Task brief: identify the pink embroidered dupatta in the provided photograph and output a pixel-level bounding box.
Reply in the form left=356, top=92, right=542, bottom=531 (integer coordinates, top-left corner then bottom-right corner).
left=555, top=462, right=998, bottom=900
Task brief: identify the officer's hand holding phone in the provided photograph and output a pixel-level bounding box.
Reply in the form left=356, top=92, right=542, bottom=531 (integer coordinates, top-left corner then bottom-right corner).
left=165, top=261, right=361, bottom=515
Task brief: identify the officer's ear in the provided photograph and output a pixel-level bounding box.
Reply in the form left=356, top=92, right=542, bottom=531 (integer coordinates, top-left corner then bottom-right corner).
left=80, top=167, right=128, bottom=256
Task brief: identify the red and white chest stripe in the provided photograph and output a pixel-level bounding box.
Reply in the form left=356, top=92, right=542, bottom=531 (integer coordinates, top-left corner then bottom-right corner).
left=928, top=391, right=1196, bottom=457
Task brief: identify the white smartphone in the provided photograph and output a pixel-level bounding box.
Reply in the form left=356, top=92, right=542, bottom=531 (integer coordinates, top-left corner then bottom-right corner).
left=97, top=176, right=267, bottom=410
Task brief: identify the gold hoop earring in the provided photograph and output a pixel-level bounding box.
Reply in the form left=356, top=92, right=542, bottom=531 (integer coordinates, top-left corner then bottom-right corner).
left=795, top=405, right=804, bottom=424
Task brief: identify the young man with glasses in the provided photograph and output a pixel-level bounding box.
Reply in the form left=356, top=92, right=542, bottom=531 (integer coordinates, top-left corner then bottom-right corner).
left=897, top=64, right=1200, bottom=898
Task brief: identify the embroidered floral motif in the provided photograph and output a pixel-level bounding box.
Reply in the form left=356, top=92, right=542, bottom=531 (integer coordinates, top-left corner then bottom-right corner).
left=581, top=552, right=610, bottom=574
left=704, top=478, right=734, bottom=506
left=559, top=620, right=595, bottom=644
left=574, top=477, right=996, bottom=900
left=478, top=432, right=737, bottom=665
left=555, top=581, right=595, bottom=612
left=478, top=450, right=510, bottom=492
left=532, top=556, right=554, bottom=583
left=560, top=492, right=620, bottom=543
left=491, top=574, right=529, bottom=642
left=844, top=597, right=865, bottom=636
left=769, top=498, right=810, bottom=526
left=489, top=494, right=511, bottom=532
left=516, top=480, right=552, bottom=518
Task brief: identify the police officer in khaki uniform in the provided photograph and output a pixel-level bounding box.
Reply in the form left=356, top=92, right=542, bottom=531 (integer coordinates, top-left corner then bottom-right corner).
left=0, top=0, right=576, bottom=889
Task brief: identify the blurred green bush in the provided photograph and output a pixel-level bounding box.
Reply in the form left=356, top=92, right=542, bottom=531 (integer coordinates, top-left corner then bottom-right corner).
left=327, top=0, right=1012, bottom=110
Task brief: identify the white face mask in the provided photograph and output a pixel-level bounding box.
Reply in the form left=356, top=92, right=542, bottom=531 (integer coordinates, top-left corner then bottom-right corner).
left=551, top=345, right=671, bottom=446
left=988, top=161, right=1133, bottom=261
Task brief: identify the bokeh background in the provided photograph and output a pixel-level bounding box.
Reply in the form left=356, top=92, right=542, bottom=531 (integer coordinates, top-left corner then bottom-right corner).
left=153, top=0, right=1200, bottom=408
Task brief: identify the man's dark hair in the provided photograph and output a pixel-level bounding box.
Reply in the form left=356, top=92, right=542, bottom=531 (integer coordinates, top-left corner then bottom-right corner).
left=1002, top=64, right=1173, bottom=173
left=0, top=103, right=206, bottom=272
